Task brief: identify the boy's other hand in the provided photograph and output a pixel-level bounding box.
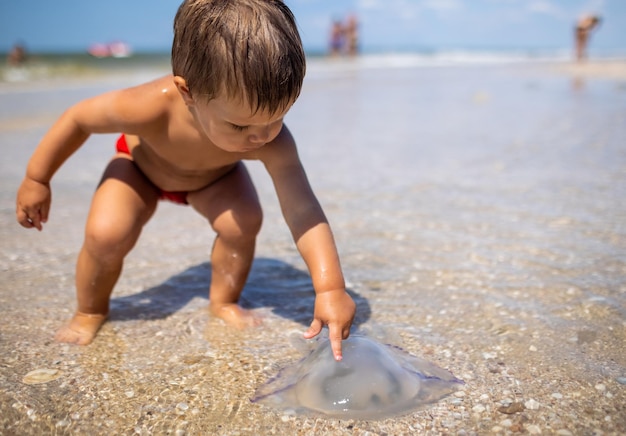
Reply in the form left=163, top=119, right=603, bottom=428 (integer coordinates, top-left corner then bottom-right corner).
left=304, top=289, right=356, bottom=361
left=16, top=177, right=51, bottom=231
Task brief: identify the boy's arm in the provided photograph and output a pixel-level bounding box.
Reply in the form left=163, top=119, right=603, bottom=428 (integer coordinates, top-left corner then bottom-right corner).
left=259, top=126, right=356, bottom=361
left=16, top=79, right=169, bottom=230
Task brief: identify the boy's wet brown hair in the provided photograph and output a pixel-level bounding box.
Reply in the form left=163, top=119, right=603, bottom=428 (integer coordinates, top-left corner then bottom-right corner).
left=172, top=0, right=306, bottom=115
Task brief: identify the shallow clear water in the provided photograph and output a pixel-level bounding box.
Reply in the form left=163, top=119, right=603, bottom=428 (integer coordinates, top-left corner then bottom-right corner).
left=1, top=59, right=625, bottom=432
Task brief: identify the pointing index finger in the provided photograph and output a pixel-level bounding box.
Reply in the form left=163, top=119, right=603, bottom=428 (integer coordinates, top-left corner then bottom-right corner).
left=328, top=324, right=344, bottom=361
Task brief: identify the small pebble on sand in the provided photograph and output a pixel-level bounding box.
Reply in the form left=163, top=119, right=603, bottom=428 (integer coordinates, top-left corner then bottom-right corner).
left=526, top=424, right=542, bottom=434
left=524, top=399, right=541, bottom=410
left=472, top=404, right=486, bottom=413
left=498, top=402, right=525, bottom=414
left=500, top=419, right=513, bottom=427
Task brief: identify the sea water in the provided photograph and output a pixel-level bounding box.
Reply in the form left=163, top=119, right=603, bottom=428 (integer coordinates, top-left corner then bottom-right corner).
left=1, top=52, right=625, bottom=425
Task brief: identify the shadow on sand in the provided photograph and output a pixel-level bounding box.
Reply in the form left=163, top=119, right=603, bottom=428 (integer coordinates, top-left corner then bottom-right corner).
left=109, top=257, right=370, bottom=328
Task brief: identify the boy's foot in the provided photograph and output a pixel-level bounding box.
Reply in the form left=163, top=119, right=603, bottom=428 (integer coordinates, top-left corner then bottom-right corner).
left=209, top=303, right=262, bottom=329
left=54, top=312, right=108, bottom=345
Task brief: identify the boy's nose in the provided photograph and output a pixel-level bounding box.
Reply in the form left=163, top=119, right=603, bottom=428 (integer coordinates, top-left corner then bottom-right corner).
left=249, top=127, right=271, bottom=144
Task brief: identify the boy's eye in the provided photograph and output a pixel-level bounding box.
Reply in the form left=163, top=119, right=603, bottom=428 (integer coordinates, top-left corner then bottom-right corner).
left=230, top=124, right=248, bottom=132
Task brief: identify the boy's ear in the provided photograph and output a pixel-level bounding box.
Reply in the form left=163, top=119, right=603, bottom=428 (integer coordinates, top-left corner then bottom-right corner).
left=173, top=76, right=195, bottom=106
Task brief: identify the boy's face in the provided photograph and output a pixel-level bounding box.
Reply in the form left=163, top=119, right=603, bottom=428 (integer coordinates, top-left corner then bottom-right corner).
left=196, top=94, right=291, bottom=153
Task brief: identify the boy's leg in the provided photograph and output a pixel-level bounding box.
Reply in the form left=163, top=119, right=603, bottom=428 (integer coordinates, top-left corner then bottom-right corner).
left=187, top=163, right=263, bottom=328
left=55, top=156, right=159, bottom=344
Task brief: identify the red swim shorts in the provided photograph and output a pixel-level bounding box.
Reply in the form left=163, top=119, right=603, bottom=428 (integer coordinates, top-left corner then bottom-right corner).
left=115, top=135, right=188, bottom=205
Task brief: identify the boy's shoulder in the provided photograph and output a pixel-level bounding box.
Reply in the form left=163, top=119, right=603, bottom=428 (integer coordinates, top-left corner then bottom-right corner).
left=114, top=75, right=178, bottom=106
left=123, top=75, right=179, bottom=105
left=103, top=75, right=181, bottom=131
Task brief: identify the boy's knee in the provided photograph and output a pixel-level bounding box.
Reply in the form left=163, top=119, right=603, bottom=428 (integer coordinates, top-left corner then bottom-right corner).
left=243, top=204, right=263, bottom=235
left=216, top=203, right=263, bottom=240
left=84, top=217, right=139, bottom=259
left=235, top=202, right=263, bottom=237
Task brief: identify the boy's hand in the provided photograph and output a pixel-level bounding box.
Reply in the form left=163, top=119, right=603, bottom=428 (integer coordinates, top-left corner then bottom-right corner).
left=304, top=289, right=356, bottom=361
left=16, top=177, right=51, bottom=231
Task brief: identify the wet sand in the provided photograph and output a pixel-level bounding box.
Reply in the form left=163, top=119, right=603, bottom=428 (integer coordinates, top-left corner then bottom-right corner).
left=1, top=60, right=625, bottom=434
left=552, top=59, right=626, bottom=80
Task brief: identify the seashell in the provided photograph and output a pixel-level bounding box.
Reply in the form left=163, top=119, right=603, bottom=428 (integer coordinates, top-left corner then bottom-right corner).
left=22, top=368, right=63, bottom=385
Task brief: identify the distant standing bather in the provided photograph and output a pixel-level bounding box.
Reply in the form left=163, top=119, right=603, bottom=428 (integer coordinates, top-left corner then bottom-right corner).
left=575, top=15, right=601, bottom=61
left=7, top=43, right=27, bottom=66
left=345, top=14, right=359, bottom=56
left=329, top=19, right=345, bottom=57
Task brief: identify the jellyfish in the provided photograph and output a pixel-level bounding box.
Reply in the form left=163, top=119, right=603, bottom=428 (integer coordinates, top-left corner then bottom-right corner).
left=252, top=333, right=463, bottom=420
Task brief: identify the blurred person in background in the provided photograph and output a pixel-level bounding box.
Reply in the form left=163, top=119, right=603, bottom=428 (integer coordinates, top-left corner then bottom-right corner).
left=329, top=19, right=345, bottom=57
left=345, top=14, right=359, bottom=56
left=575, top=15, right=601, bottom=61
left=7, top=42, right=28, bottom=66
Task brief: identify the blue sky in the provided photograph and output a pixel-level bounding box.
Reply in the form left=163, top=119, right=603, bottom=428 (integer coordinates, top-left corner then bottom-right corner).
left=1, top=0, right=625, bottom=54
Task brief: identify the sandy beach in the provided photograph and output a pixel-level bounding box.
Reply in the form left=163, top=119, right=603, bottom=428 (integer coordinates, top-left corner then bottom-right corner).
left=1, top=58, right=625, bottom=435
left=550, top=59, right=626, bottom=80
